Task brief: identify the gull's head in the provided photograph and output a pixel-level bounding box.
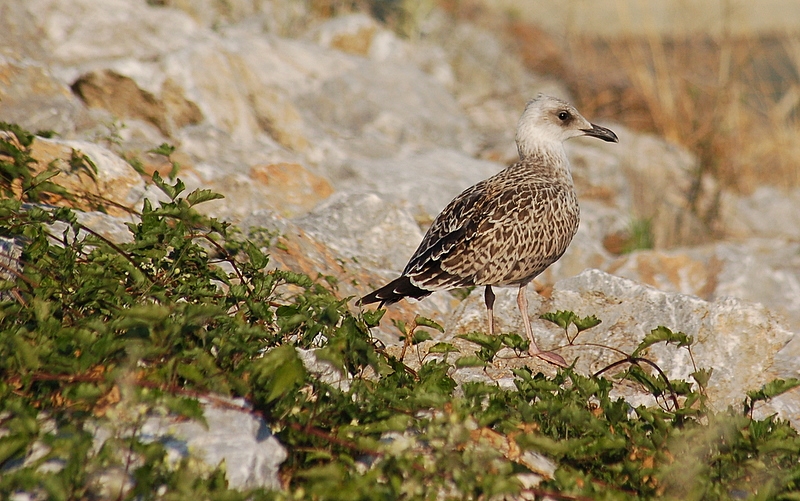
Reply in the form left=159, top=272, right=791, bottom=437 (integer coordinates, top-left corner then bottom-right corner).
left=515, top=94, right=618, bottom=158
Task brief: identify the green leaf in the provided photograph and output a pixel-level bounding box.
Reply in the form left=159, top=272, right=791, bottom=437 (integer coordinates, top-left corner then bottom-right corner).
left=632, top=325, right=693, bottom=357
left=457, top=332, right=502, bottom=363
left=252, top=345, right=307, bottom=403
left=151, top=171, right=185, bottom=200
left=349, top=414, right=413, bottom=434
left=126, top=155, right=146, bottom=174
left=428, top=342, right=458, bottom=354
left=457, top=331, right=501, bottom=350
left=540, top=310, right=600, bottom=335
left=0, top=435, right=30, bottom=465
left=573, top=314, right=601, bottom=332
left=148, top=143, right=176, bottom=156
left=69, top=148, right=97, bottom=177
left=361, top=308, right=385, bottom=328
left=691, top=368, right=713, bottom=389
left=540, top=310, right=578, bottom=330
left=186, top=188, right=225, bottom=207
left=1, top=122, right=35, bottom=146
left=298, top=463, right=346, bottom=492
left=411, top=330, right=432, bottom=344
left=517, top=434, right=580, bottom=458
left=747, top=378, right=800, bottom=405
left=244, top=240, right=269, bottom=269
left=29, top=169, right=59, bottom=186
left=499, top=333, right=528, bottom=351
left=162, top=396, right=205, bottom=424
left=455, top=355, right=485, bottom=368
left=392, top=318, right=407, bottom=337
left=177, top=363, right=207, bottom=385
left=274, top=269, right=313, bottom=288
left=168, top=160, right=180, bottom=179
left=13, top=335, right=41, bottom=371
left=414, top=315, right=444, bottom=333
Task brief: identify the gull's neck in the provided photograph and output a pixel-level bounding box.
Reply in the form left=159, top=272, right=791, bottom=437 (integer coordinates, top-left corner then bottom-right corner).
left=517, top=137, right=566, bottom=160
left=515, top=140, right=573, bottom=183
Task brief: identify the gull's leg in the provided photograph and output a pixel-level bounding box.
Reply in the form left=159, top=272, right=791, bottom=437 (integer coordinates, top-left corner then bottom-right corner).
left=517, top=284, right=567, bottom=367
left=484, top=285, right=495, bottom=336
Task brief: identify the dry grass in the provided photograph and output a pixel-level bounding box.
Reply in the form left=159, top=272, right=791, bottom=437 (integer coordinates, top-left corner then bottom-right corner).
left=563, top=33, right=800, bottom=196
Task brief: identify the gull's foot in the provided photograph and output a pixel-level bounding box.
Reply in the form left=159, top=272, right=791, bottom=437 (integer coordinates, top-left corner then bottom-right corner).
left=533, top=350, right=568, bottom=368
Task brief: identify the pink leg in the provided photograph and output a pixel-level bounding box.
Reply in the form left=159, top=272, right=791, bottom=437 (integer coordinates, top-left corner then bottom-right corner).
left=517, top=284, right=567, bottom=367
left=484, top=285, right=495, bottom=336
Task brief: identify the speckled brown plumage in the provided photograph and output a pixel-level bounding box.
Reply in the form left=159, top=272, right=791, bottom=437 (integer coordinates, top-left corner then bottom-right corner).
left=360, top=94, right=618, bottom=366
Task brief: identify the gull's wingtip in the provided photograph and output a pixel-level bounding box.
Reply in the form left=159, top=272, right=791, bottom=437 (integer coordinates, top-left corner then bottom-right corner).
left=358, top=276, right=432, bottom=307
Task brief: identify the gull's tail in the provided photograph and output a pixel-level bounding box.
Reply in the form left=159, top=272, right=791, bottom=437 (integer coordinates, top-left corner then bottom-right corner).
left=358, top=276, right=432, bottom=308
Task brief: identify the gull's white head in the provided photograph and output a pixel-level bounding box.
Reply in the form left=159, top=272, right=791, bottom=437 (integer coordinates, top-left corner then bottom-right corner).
left=515, top=94, right=618, bottom=158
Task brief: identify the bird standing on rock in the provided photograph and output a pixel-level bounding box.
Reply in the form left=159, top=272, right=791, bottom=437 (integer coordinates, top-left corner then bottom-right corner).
left=359, top=94, right=618, bottom=367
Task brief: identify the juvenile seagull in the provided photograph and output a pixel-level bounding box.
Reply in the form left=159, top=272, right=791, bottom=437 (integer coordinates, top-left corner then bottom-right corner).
left=359, top=94, right=618, bottom=366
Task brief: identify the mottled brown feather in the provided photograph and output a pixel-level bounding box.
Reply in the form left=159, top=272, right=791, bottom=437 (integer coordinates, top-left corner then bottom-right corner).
left=402, top=153, right=579, bottom=291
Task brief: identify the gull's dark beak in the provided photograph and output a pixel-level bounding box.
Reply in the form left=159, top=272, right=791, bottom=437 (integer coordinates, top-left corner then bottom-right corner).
left=581, top=123, right=618, bottom=143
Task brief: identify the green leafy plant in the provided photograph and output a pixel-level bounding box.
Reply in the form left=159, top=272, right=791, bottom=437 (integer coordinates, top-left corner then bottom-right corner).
left=0, top=123, right=71, bottom=203
left=1, top=123, right=800, bottom=500
left=623, top=217, right=655, bottom=253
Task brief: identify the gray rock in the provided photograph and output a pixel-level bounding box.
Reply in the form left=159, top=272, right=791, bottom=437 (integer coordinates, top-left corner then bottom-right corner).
left=607, top=239, right=800, bottom=332
left=606, top=247, right=720, bottom=299
left=161, top=0, right=311, bottom=36
left=209, top=31, right=360, bottom=165
left=305, top=13, right=385, bottom=57
left=140, top=399, right=286, bottom=490
left=174, top=124, right=288, bottom=174
left=330, top=148, right=504, bottom=222
left=27, top=0, right=201, bottom=71
left=553, top=270, right=795, bottom=410
left=705, top=240, right=800, bottom=331
left=0, top=57, right=87, bottom=136
left=0, top=1, right=46, bottom=60
left=305, top=13, right=455, bottom=90
left=295, top=59, right=476, bottom=160
left=6, top=399, right=285, bottom=497
left=157, top=38, right=266, bottom=151
left=423, top=18, right=568, bottom=157
left=720, top=185, right=800, bottom=240
left=71, top=68, right=204, bottom=137
left=177, top=159, right=333, bottom=222
left=294, top=191, right=423, bottom=273
left=239, top=208, right=296, bottom=243
left=442, top=22, right=542, bottom=108
left=615, top=129, right=714, bottom=248
left=74, top=211, right=135, bottom=244
left=30, top=137, right=147, bottom=212
left=773, top=333, right=800, bottom=381
left=298, top=347, right=351, bottom=392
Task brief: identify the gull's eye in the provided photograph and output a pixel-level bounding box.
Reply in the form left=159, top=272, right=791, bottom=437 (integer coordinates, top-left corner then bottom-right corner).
left=557, top=111, right=570, bottom=121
